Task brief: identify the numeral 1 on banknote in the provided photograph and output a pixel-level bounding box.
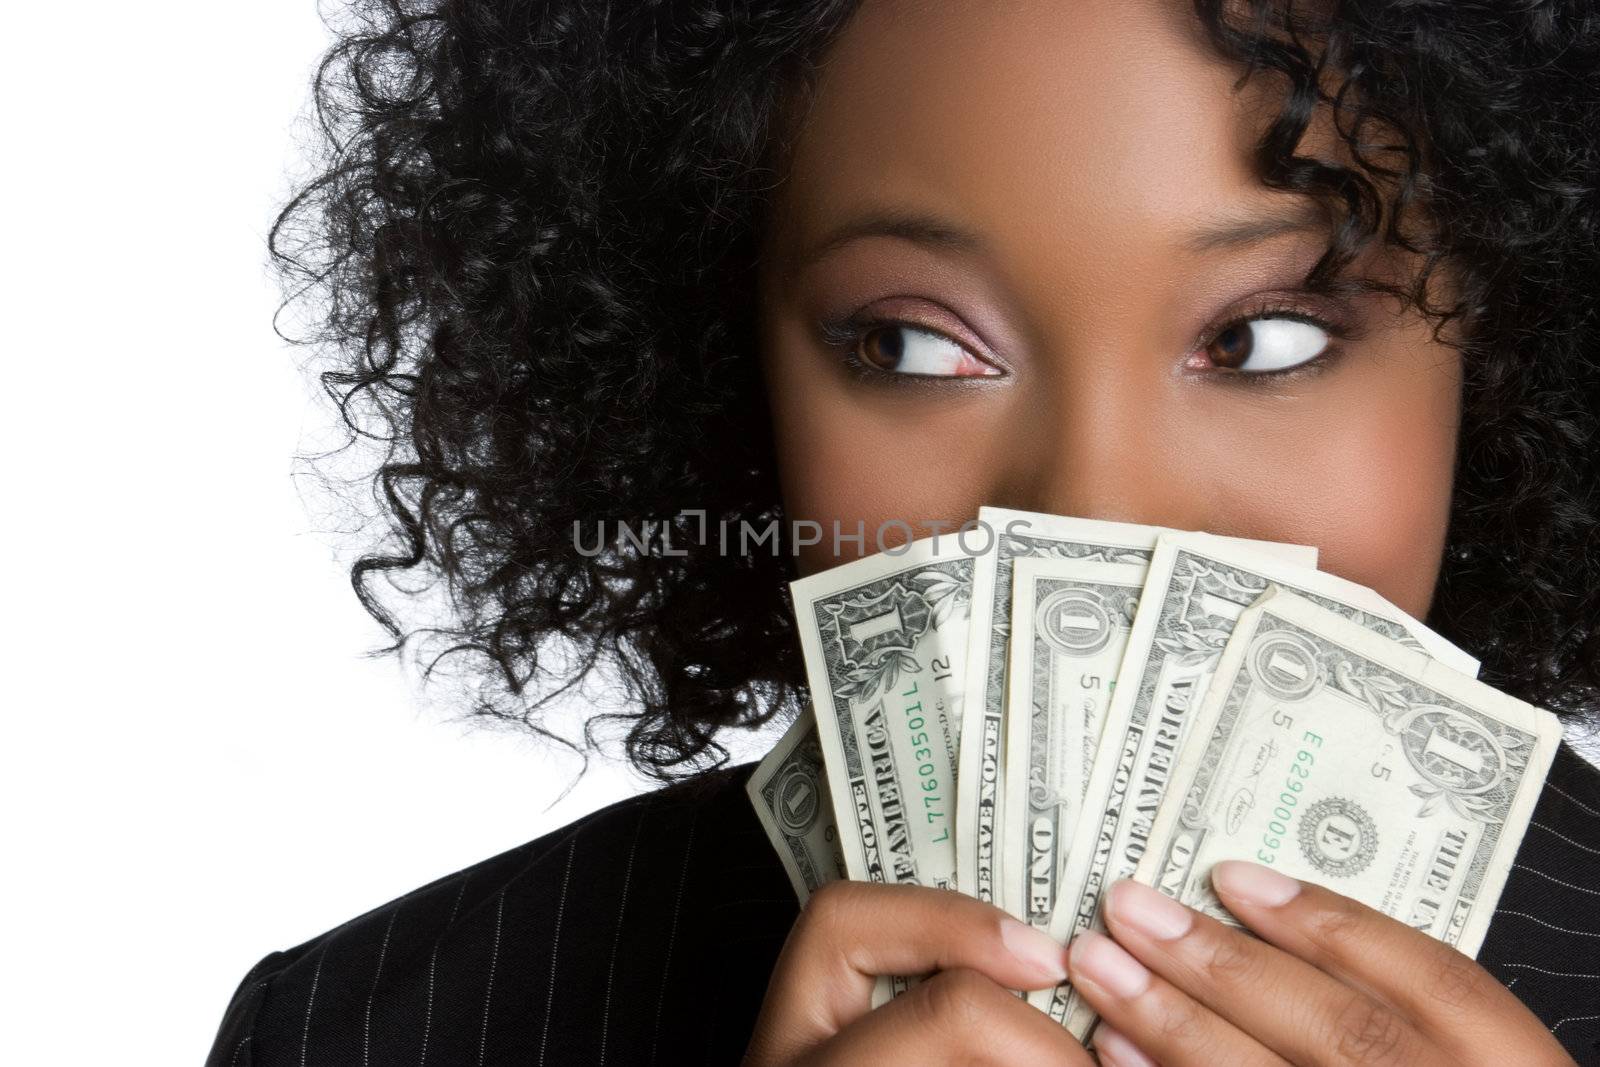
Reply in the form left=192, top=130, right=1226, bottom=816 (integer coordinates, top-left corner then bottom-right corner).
left=747, top=710, right=847, bottom=904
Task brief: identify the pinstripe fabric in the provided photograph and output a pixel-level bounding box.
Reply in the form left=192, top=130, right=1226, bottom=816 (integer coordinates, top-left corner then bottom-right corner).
left=207, top=745, right=1600, bottom=1066
left=1478, top=744, right=1600, bottom=1062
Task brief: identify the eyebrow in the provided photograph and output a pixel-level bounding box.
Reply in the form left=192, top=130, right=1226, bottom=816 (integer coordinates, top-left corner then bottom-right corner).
left=795, top=200, right=1330, bottom=270
left=796, top=208, right=988, bottom=271
left=1183, top=202, right=1331, bottom=252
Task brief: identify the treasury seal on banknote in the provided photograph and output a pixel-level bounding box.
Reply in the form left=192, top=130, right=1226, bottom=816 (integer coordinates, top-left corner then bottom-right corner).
left=1298, top=796, right=1379, bottom=878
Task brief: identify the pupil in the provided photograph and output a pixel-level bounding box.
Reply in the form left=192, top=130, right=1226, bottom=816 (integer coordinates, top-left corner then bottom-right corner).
left=863, top=326, right=904, bottom=370
left=1212, top=323, right=1253, bottom=368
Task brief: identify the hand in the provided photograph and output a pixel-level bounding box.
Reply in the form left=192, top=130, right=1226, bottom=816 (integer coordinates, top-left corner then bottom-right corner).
left=742, top=880, right=1093, bottom=1066
left=1067, top=861, right=1576, bottom=1067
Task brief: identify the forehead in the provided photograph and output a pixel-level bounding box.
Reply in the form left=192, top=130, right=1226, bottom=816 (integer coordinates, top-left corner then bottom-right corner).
left=768, top=0, right=1292, bottom=288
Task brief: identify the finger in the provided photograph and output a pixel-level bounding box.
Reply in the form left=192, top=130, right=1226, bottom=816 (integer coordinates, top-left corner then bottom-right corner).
left=1092, top=1024, right=1162, bottom=1067
left=746, top=881, right=1069, bottom=1064
left=799, top=968, right=1096, bottom=1067
left=1099, top=878, right=1438, bottom=1067
left=1068, top=930, right=1287, bottom=1067
left=1208, top=861, right=1558, bottom=1054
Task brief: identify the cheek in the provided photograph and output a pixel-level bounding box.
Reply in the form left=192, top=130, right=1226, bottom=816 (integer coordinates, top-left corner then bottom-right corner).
left=1299, top=418, right=1456, bottom=618
left=1197, top=365, right=1460, bottom=619
left=773, top=398, right=1008, bottom=575
left=761, top=327, right=1004, bottom=576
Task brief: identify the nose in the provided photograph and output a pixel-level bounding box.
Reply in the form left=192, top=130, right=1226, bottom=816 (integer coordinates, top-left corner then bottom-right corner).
left=989, top=339, right=1209, bottom=534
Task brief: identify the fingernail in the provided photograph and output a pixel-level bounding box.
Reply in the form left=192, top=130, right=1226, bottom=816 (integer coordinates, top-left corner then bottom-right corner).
left=1094, top=1024, right=1159, bottom=1067
left=1107, top=879, right=1193, bottom=941
left=999, top=917, right=1069, bottom=983
left=1211, top=860, right=1301, bottom=907
left=1069, top=930, right=1151, bottom=999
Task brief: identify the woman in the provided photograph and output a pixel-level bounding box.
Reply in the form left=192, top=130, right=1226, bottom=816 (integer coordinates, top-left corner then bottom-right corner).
left=209, top=1, right=1600, bottom=1063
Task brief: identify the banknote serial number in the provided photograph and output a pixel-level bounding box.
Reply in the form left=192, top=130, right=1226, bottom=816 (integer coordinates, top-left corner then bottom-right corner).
left=1257, top=726, right=1324, bottom=864
left=901, top=681, right=951, bottom=843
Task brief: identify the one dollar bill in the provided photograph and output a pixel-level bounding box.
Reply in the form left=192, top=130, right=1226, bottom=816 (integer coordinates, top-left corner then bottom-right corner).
left=1001, top=557, right=1145, bottom=929
left=746, top=710, right=846, bottom=904
left=1137, top=587, right=1560, bottom=956
left=791, top=535, right=974, bottom=1004
left=791, top=534, right=970, bottom=890
left=1039, top=533, right=1479, bottom=1032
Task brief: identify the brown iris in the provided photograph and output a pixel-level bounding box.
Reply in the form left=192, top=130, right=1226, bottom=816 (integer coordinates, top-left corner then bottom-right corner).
left=859, top=325, right=906, bottom=372
left=1208, top=322, right=1253, bottom=369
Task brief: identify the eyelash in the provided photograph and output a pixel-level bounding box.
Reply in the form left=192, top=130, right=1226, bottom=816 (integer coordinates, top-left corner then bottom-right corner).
left=1194, top=300, right=1356, bottom=385
left=817, top=315, right=1002, bottom=386
left=818, top=296, right=1357, bottom=386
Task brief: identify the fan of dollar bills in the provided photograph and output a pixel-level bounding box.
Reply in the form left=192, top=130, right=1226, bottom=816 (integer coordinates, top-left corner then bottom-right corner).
left=746, top=506, right=1561, bottom=1038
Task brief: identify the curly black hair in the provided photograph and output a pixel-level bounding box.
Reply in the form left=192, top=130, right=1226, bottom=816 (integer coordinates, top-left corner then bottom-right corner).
left=270, top=0, right=1599, bottom=779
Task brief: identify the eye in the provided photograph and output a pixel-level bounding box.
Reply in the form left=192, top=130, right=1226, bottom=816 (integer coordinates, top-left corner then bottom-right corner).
left=1205, top=315, right=1331, bottom=373
left=852, top=323, right=1003, bottom=378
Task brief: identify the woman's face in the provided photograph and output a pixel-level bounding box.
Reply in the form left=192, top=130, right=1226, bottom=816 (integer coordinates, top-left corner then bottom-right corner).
left=756, top=0, right=1461, bottom=619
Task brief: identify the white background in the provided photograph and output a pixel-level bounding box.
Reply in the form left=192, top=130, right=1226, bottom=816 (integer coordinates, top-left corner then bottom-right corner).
left=4, top=4, right=1596, bottom=1064
left=1, top=4, right=775, bottom=1063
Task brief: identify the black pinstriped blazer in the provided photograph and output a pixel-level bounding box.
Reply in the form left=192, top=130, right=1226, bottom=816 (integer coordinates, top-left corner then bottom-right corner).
left=206, top=742, right=1600, bottom=1066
